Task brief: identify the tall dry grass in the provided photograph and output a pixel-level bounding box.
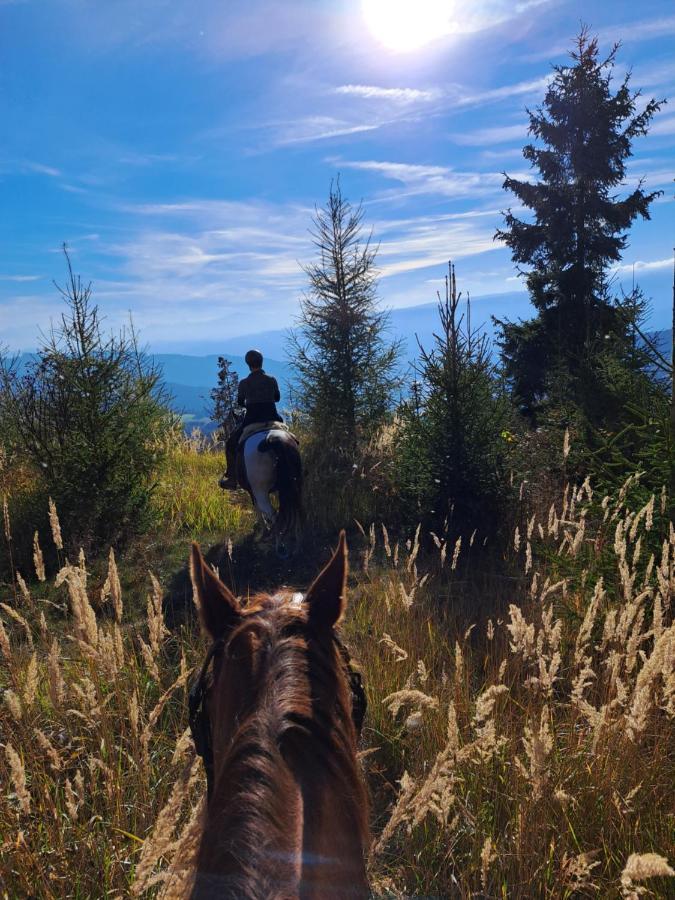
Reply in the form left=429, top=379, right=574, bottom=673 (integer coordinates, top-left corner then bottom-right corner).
left=0, top=508, right=205, bottom=897
left=348, top=477, right=674, bottom=898
left=0, top=463, right=673, bottom=897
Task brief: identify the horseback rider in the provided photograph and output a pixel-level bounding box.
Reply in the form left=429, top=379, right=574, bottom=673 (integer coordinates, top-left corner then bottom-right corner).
left=220, top=349, right=283, bottom=489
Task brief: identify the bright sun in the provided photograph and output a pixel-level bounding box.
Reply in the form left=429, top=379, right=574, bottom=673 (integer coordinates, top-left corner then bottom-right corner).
left=362, top=0, right=455, bottom=53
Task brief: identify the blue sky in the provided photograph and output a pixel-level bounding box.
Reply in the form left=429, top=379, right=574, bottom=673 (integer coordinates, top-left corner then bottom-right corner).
left=2, top=0, right=673, bottom=354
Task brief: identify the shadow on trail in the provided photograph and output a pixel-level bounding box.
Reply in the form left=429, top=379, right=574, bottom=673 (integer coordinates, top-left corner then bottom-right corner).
left=163, top=530, right=338, bottom=631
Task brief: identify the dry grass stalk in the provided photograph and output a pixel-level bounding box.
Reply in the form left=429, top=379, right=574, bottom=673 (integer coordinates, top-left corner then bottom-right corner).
left=16, top=572, right=31, bottom=606
left=132, top=756, right=201, bottom=895
left=47, top=637, right=65, bottom=707
left=0, top=602, right=34, bottom=649
left=518, top=707, right=554, bottom=799
left=0, top=617, right=11, bottom=659
left=48, top=496, right=63, bottom=551
left=147, top=572, right=168, bottom=656
left=380, top=632, right=408, bottom=662
left=625, top=623, right=675, bottom=739
left=621, top=852, right=674, bottom=896
left=65, top=772, right=85, bottom=821
left=22, top=651, right=39, bottom=709
left=384, top=688, right=438, bottom=718
left=406, top=523, right=421, bottom=574
left=102, top=547, right=123, bottom=623
left=33, top=530, right=46, bottom=581
left=2, top=494, right=10, bottom=543
left=56, top=564, right=98, bottom=650
left=129, top=689, right=140, bottom=739
left=562, top=850, right=600, bottom=892
left=4, top=689, right=23, bottom=720
left=480, top=836, right=497, bottom=891
left=141, top=668, right=192, bottom=755
left=34, top=728, right=63, bottom=772
left=4, top=744, right=30, bottom=814
left=159, top=795, right=206, bottom=899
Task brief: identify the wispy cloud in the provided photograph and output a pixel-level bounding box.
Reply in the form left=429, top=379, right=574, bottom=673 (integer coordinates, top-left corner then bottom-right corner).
left=375, top=215, right=499, bottom=279
left=0, top=275, right=41, bottom=282
left=529, top=14, right=675, bottom=61
left=0, top=159, right=62, bottom=178
left=453, top=76, right=549, bottom=109
left=597, top=14, right=675, bottom=46
left=272, top=116, right=383, bottom=146
left=615, top=257, right=674, bottom=275
left=453, top=124, right=529, bottom=146
left=334, top=159, right=506, bottom=201
left=649, top=114, right=675, bottom=136
left=335, top=84, right=440, bottom=103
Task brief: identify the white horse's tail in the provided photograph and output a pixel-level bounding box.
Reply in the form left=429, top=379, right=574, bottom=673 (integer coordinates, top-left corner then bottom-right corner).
left=257, top=431, right=303, bottom=538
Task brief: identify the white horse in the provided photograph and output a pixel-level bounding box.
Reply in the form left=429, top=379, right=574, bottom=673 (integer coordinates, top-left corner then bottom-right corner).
left=222, top=427, right=303, bottom=556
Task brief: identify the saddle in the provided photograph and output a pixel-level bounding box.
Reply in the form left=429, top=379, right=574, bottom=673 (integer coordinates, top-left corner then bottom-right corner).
left=237, top=420, right=290, bottom=446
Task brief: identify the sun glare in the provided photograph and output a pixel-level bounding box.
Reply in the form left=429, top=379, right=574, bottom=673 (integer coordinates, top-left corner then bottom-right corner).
left=362, top=0, right=455, bottom=53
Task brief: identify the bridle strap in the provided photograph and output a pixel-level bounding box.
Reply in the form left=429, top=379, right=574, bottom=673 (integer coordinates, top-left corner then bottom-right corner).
left=188, top=637, right=225, bottom=802
left=334, top=634, right=367, bottom=736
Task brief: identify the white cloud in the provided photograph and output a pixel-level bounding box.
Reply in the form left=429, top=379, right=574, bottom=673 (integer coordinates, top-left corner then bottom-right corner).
left=597, top=15, right=675, bottom=46
left=453, top=76, right=549, bottom=109
left=529, top=15, right=675, bottom=61
left=453, top=124, right=529, bottom=146
left=649, top=114, right=675, bottom=136
left=272, top=116, right=383, bottom=146
left=373, top=214, right=501, bottom=279
left=0, top=274, right=41, bottom=282
left=334, top=158, right=506, bottom=201
left=22, top=161, right=61, bottom=177
left=335, top=84, right=439, bottom=103
left=615, top=257, right=673, bottom=275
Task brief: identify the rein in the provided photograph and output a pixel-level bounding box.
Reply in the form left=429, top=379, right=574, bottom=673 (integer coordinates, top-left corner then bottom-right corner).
left=188, top=632, right=366, bottom=801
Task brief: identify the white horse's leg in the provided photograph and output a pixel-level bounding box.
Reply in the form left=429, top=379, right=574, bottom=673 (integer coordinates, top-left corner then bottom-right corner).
left=243, top=432, right=277, bottom=532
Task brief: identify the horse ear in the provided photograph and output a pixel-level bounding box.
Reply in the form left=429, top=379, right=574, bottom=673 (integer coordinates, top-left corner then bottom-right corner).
left=304, top=530, right=348, bottom=629
left=190, top=543, right=241, bottom=639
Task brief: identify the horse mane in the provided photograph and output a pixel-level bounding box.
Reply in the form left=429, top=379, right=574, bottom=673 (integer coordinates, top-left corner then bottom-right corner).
left=191, top=598, right=369, bottom=899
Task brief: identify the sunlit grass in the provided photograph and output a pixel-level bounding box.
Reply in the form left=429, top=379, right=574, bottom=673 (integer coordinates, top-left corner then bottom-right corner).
left=152, top=444, right=251, bottom=537
left=0, top=451, right=673, bottom=898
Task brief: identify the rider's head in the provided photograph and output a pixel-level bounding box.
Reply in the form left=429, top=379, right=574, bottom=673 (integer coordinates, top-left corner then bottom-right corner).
left=245, top=349, right=263, bottom=371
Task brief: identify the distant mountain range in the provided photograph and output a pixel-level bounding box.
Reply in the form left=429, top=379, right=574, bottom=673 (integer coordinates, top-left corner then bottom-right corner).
left=12, top=351, right=292, bottom=433
left=11, top=312, right=672, bottom=433
left=156, top=354, right=292, bottom=431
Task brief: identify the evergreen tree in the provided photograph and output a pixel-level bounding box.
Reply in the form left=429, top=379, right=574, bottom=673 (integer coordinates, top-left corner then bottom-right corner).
left=210, top=356, right=240, bottom=437
left=396, top=264, right=514, bottom=534
left=495, top=29, right=663, bottom=418
left=289, top=179, right=400, bottom=452
left=0, top=250, right=171, bottom=551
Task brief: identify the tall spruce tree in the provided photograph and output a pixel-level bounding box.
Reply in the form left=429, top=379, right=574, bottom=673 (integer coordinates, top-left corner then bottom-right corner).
left=495, top=30, right=663, bottom=418
left=289, top=180, right=400, bottom=453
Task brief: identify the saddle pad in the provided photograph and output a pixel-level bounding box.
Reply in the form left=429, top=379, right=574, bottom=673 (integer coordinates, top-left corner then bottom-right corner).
left=238, top=421, right=290, bottom=445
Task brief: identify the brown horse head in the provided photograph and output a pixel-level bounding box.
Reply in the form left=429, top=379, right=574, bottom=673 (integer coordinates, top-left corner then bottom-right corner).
left=189, top=532, right=370, bottom=899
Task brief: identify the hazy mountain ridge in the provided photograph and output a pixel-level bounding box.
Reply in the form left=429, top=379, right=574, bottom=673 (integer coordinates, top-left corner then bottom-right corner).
left=11, top=323, right=671, bottom=432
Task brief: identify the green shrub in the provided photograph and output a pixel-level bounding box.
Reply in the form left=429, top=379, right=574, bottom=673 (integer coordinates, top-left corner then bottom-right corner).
left=0, top=252, right=173, bottom=554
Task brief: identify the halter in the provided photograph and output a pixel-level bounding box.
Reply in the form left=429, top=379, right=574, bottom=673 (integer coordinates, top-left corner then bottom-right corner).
left=188, top=631, right=366, bottom=801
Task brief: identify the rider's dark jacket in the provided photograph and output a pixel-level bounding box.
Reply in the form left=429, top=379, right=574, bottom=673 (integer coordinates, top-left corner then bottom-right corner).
left=237, top=369, right=282, bottom=425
